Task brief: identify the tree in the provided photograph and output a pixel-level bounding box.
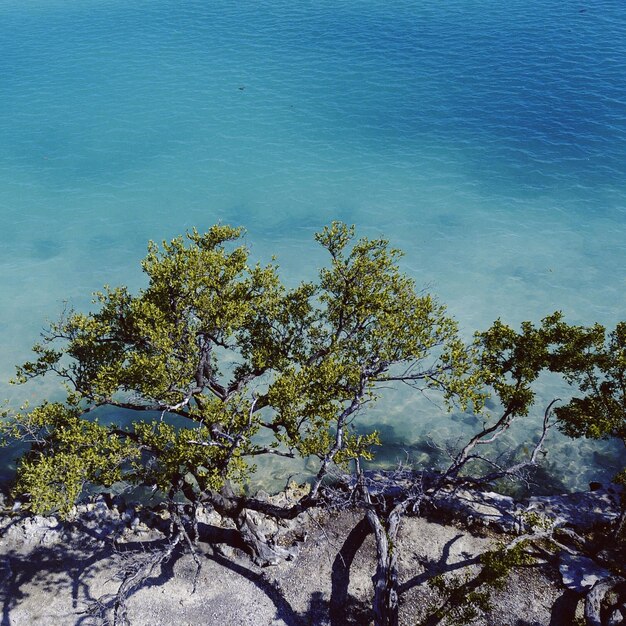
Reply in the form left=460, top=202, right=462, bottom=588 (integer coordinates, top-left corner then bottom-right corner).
left=546, top=318, right=625, bottom=462
left=474, top=314, right=625, bottom=499
left=2, top=223, right=623, bottom=626
left=349, top=314, right=565, bottom=626
left=544, top=316, right=626, bottom=537
left=2, top=222, right=483, bottom=623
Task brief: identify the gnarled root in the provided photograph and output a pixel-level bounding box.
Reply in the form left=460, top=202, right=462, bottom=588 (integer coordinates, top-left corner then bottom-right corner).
left=112, top=531, right=182, bottom=626
left=366, top=505, right=405, bottom=626
left=89, top=504, right=201, bottom=626
left=235, top=510, right=298, bottom=566
left=202, top=484, right=302, bottom=566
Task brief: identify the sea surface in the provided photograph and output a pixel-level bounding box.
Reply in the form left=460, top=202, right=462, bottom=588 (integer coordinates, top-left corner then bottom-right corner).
left=0, top=0, right=624, bottom=491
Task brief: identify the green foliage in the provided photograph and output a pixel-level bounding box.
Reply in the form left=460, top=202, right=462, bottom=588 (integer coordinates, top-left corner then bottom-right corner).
left=476, top=312, right=573, bottom=419
left=475, top=313, right=625, bottom=484
left=5, top=222, right=481, bottom=517
left=521, top=510, right=554, bottom=533
left=528, top=315, right=625, bottom=487
left=6, top=221, right=623, bottom=519
left=425, top=542, right=534, bottom=625
left=427, top=572, right=491, bottom=625
left=549, top=320, right=625, bottom=447
left=483, top=313, right=626, bottom=451
left=5, top=403, right=138, bottom=516
left=479, top=542, right=535, bottom=585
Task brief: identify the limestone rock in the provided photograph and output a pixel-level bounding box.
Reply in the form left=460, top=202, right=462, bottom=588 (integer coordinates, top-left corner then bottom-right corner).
left=1, top=515, right=63, bottom=549
left=559, top=553, right=612, bottom=593
left=527, top=485, right=622, bottom=531
left=607, top=607, right=624, bottom=626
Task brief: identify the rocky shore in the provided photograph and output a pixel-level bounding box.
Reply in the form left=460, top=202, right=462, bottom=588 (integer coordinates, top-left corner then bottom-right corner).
left=0, top=481, right=623, bottom=625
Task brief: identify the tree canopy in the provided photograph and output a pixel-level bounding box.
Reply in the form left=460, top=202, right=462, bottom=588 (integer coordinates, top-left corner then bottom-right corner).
left=4, top=223, right=483, bottom=518
left=2, top=222, right=624, bottom=626
left=4, top=223, right=624, bottom=515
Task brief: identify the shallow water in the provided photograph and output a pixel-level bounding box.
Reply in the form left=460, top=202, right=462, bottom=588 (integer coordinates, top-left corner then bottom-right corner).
left=0, top=0, right=624, bottom=490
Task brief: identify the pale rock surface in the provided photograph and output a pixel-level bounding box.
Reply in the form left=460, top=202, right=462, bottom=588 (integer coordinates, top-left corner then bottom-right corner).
left=0, top=482, right=621, bottom=625
left=558, top=553, right=612, bottom=593
left=0, top=508, right=563, bottom=625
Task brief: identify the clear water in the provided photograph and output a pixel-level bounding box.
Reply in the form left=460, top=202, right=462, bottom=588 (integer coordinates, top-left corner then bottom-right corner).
left=0, top=0, right=624, bottom=491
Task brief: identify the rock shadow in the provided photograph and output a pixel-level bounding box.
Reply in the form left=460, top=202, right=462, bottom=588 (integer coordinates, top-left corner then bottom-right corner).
left=207, top=551, right=305, bottom=626
left=1, top=541, right=112, bottom=626
left=548, top=589, right=581, bottom=626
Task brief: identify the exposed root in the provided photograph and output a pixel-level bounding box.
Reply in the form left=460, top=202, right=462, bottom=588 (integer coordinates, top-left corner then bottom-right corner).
left=235, top=510, right=298, bottom=566
left=112, top=531, right=182, bottom=626
left=171, top=508, right=202, bottom=593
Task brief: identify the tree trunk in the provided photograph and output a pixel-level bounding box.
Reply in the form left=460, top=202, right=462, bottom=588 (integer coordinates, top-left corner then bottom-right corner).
left=234, top=509, right=297, bottom=566
left=366, top=505, right=405, bottom=626
left=202, top=484, right=299, bottom=566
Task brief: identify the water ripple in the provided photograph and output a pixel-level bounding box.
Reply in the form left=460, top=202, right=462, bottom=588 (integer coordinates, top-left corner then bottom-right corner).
left=0, top=0, right=624, bottom=487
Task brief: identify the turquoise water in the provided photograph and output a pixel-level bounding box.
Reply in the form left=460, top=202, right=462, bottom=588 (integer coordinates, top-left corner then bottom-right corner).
left=1, top=0, right=624, bottom=490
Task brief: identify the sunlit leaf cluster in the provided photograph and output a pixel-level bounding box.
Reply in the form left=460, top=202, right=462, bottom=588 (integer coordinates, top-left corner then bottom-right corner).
left=3, top=223, right=624, bottom=517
